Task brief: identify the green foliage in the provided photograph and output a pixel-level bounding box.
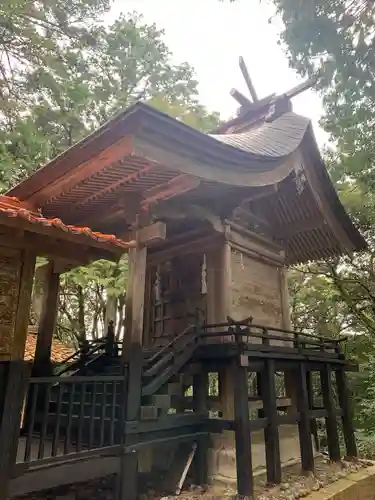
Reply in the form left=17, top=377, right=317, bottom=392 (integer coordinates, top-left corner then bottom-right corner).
left=4, top=3, right=220, bottom=345
left=270, top=0, right=375, bottom=453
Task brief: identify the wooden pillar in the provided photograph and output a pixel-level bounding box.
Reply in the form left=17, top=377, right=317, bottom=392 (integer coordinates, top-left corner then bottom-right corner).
left=193, top=369, right=209, bottom=485
left=261, top=359, right=281, bottom=485
left=296, top=363, right=314, bottom=472
left=0, top=361, right=29, bottom=500
left=306, top=370, right=319, bottom=451
left=119, top=240, right=147, bottom=500
left=11, top=250, right=36, bottom=360
left=33, top=262, right=60, bottom=376
left=233, top=358, right=254, bottom=498
left=320, top=365, right=341, bottom=462
left=205, top=239, right=232, bottom=327
left=336, top=369, right=357, bottom=458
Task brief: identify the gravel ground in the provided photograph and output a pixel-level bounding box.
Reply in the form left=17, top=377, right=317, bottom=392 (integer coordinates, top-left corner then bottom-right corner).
left=14, top=457, right=374, bottom=500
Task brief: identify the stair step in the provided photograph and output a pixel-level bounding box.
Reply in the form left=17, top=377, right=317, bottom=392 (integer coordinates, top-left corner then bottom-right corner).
left=140, top=405, right=159, bottom=420
left=142, top=394, right=171, bottom=410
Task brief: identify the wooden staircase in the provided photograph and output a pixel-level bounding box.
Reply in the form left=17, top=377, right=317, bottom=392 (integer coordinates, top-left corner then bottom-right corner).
left=36, top=325, right=201, bottom=444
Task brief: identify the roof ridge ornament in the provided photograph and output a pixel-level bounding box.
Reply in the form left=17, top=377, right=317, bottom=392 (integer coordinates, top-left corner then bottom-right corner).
left=231, top=56, right=318, bottom=120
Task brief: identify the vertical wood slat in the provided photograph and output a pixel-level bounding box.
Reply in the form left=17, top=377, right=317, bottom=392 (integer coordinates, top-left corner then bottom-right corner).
left=335, top=369, right=357, bottom=458
left=64, top=383, right=75, bottom=454
left=76, top=382, right=87, bottom=452
left=320, top=365, right=341, bottom=462
left=0, top=361, right=29, bottom=500
left=100, top=382, right=108, bottom=447
left=89, top=382, right=97, bottom=449
left=296, top=363, right=314, bottom=472
left=24, top=383, right=38, bottom=462
left=262, top=359, right=281, bottom=485
left=51, top=383, right=64, bottom=457
left=38, top=383, right=51, bottom=459
left=110, top=381, right=118, bottom=446
left=233, top=358, right=253, bottom=498
left=192, top=369, right=209, bottom=486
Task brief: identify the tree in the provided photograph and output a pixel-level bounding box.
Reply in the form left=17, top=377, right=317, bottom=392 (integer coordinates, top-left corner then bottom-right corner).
left=8, top=8, right=220, bottom=345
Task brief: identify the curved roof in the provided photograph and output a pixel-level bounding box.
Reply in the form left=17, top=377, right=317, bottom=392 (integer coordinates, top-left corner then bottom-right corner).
left=6, top=101, right=366, bottom=263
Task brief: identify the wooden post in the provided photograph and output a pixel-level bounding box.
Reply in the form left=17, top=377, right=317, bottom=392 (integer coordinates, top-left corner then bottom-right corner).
left=296, top=363, right=314, bottom=472
left=320, top=365, right=341, bottom=462
left=193, top=369, right=209, bottom=485
left=262, top=359, right=281, bottom=485
left=306, top=370, right=319, bottom=451
left=119, top=229, right=147, bottom=500
left=0, top=361, right=29, bottom=500
left=233, top=358, right=253, bottom=498
left=33, top=262, right=60, bottom=377
left=335, top=369, right=357, bottom=458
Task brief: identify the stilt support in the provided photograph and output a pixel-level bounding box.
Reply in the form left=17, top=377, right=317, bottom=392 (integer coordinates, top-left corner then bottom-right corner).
left=262, top=359, right=281, bottom=485
left=320, top=365, right=341, bottom=462
left=296, top=363, right=314, bottom=472
left=233, top=359, right=254, bottom=498
left=336, top=369, right=357, bottom=458
left=193, top=369, right=209, bottom=485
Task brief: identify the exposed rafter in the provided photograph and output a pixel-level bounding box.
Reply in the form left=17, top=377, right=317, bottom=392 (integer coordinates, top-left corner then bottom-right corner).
left=30, top=137, right=133, bottom=206
left=141, top=174, right=200, bottom=208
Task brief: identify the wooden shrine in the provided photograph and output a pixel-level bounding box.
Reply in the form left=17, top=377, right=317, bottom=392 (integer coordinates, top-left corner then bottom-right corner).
left=0, top=59, right=366, bottom=499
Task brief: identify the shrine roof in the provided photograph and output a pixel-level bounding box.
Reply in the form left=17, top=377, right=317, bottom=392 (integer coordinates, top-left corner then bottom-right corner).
left=24, top=329, right=74, bottom=364
left=6, top=102, right=366, bottom=263
left=0, top=195, right=134, bottom=252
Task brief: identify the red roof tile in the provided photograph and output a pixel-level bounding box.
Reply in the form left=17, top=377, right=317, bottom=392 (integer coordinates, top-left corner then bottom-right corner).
left=0, top=195, right=135, bottom=250
left=24, top=332, right=75, bottom=364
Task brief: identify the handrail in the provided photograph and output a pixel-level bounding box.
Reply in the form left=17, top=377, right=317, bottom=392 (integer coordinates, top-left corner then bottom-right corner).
left=201, top=321, right=343, bottom=345
left=144, top=324, right=196, bottom=368
left=55, top=340, right=107, bottom=376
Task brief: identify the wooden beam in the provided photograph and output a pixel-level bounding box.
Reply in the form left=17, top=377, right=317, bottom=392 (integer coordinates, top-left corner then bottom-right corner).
left=230, top=88, right=252, bottom=107
left=141, top=174, right=200, bottom=208
left=239, top=56, right=259, bottom=102
left=23, top=232, right=121, bottom=264
left=30, top=137, right=134, bottom=206
left=137, top=222, right=166, bottom=246
left=59, top=164, right=154, bottom=221
left=75, top=192, right=143, bottom=229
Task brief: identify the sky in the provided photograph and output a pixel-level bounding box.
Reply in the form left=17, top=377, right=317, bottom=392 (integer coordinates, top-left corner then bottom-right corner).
left=106, top=0, right=328, bottom=145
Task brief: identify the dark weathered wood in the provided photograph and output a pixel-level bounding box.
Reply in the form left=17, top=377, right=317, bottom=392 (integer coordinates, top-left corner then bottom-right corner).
left=38, top=383, right=51, bottom=459
left=262, top=360, right=281, bottom=485
left=193, top=369, right=209, bottom=485
left=33, top=263, right=60, bottom=377
left=295, top=363, right=314, bottom=472
left=335, top=369, right=357, bottom=458
left=117, top=450, right=138, bottom=500
left=233, top=359, right=254, bottom=498
left=306, top=370, right=319, bottom=451
left=320, top=366, right=341, bottom=462
left=0, top=361, right=29, bottom=500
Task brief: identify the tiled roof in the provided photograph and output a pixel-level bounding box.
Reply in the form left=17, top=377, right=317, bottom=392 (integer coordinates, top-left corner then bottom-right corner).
left=0, top=195, right=135, bottom=250
left=24, top=332, right=75, bottom=364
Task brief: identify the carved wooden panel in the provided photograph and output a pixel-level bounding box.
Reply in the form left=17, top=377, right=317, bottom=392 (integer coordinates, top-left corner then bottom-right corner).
left=148, top=253, right=206, bottom=346
left=231, top=250, right=282, bottom=327
left=0, top=247, right=22, bottom=358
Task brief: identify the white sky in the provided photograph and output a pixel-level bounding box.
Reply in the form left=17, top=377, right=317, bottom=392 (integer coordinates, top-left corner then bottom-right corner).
left=107, top=0, right=328, bottom=145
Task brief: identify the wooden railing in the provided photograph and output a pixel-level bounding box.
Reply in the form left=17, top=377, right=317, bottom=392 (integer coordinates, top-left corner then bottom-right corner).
left=19, top=369, right=128, bottom=465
